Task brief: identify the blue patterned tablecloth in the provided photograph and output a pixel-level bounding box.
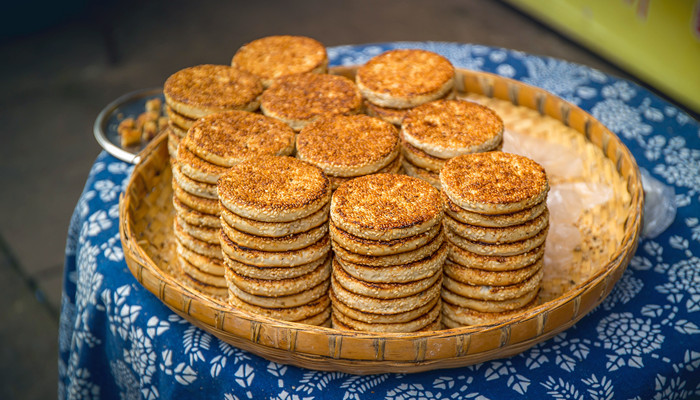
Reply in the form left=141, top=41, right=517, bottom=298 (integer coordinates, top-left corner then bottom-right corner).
left=59, top=42, right=700, bottom=399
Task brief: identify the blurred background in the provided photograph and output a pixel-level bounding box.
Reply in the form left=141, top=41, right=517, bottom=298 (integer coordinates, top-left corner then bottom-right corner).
left=0, top=0, right=697, bottom=398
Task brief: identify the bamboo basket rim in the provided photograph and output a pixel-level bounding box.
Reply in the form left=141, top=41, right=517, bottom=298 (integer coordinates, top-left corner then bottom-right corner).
left=119, top=66, right=643, bottom=372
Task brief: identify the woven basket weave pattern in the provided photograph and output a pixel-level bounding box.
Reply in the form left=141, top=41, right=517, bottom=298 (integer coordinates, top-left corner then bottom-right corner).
left=119, top=67, right=643, bottom=374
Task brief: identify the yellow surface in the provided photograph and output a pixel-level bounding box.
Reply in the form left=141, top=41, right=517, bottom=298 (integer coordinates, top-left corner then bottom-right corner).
left=506, top=0, right=700, bottom=113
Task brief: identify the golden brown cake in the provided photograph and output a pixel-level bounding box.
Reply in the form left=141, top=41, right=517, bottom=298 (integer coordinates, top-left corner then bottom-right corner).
left=364, top=90, right=456, bottom=126
left=445, top=224, right=548, bottom=257
left=440, top=152, right=549, bottom=214
left=166, top=105, right=197, bottom=131
left=445, top=194, right=548, bottom=228
left=335, top=241, right=446, bottom=283
left=219, top=201, right=329, bottom=238
left=330, top=272, right=442, bottom=315
left=225, top=255, right=331, bottom=297
left=171, top=164, right=218, bottom=199
left=401, top=100, right=504, bottom=159
left=441, top=287, right=539, bottom=313
left=356, top=49, right=455, bottom=108
left=220, top=220, right=328, bottom=252
left=442, top=297, right=539, bottom=327
left=163, top=64, right=263, bottom=118
left=259, top=73, right=362, bottom=131
left=401, top=157, right=442, bottom=189
left=231, top=35, right=328, bottom=87
left=332, top=257, right=442, bottom=299
left=330, top=290, right=440, bottom=323
left=330, top=173, right=444, bottom=240
left=228, top=292, right=331, bottom=322
left=448, top=243, right=545, bottom=272
left=443, top=257, right=543, bottom=286
left=443, top=209, right=549, bottom=244
left=226, top=270, right=329, bottom=308
left=223, top=252, right=329, bottom=281
left=220, top=230, right=331, bottom=268
left=331, top=230, right=445, bottom=267
left=442, top=266, right=543, bottom=301
left=177, top=139, right=230, bottom=184
left=332, top=299, right=441, bottom=333
left=296, top=114, right=400, bottom=177
left=184, top=110, right=295, bottom=168
left=218, top=156, right=331, bottom=222
left=329, top=222, right=441, bottom=256
left=326, top=155, right=402, bottom=191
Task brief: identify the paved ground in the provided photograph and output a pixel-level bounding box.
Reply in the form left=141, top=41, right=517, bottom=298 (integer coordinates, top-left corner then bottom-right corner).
left=0, top=0, right=668, bottom=398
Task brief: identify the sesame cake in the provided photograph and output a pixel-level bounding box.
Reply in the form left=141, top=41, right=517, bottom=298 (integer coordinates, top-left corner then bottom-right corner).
left=171, top=164, right=218, bottom=199
left=442, top=297, right=539, bottom=327
left=330, top=290, right=440, bottom=323
left=330, top=231, right=445, bottom=267
left=220, top=219, right=328, bottom=252
left=355, top=49, right=455, bottom=109
left=220, top=230, right=331, bottom=267
left=330, top=272, right=442, bottom=315
left=443, top=209, right=550, bottom=244
left=439, top=152, right=549, bottom=214
left=329, top=222, right=441, bottom=256
left=163, top=64, right=263, bottom=118
left=184, top=110, right=295, bottom=168
left=330, top=173, right=444, bottom=240
left=176, top=242, right=225, bottom=275
left=231, top=35, right=328, bottom=87
left=442, top=266, right=544, bottom=302
left=166, top=105, right=197, bottom=131
left=447, top=243, right=545, bottom=272
left=218, top=156, right=331, bottom=222
left=445, top=195, right=548, bottom=228
left=225, top=272, right=329, bottom=309
left=225, top=255, right=331, bottom=297
left=296, top=114, right=400, bottom=177
left=219, top=201, right=329, bottom=238
left=443, top=257, right=543, bottom=287
left=332, top=258, right=442, bottom=299
left=223, top=252, right=327, bottom=281
left=177, top=139, right=230, bottom=184
left=441, top=287, right=539, bottom=313
left=401, top=157, right=442, bottom=189
left=332, top=299, right=441, bottom=333
left=228, top=292, right=331, bottom=322
left=335, top=241, right=447, bottom=283
left=445, top=224, right=548, bottom=257
left=260, top=73, right=363, bottom=131
left=401, top=100, right=504, bottom=159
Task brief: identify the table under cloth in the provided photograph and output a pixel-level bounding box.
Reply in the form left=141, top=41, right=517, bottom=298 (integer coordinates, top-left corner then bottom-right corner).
left=59, top=42, right=700, bottom=399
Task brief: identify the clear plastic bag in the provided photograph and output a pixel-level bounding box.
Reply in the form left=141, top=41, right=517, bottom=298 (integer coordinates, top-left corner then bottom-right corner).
left=503, top=129, right=612, bottom=272
left=640, top=168, right=677, bottom=239
left=503, top=130, right=584, bottom=180
left=544, top=181, right=612, bottom=273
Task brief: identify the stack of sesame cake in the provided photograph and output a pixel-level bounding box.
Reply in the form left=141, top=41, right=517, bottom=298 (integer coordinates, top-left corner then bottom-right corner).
left=217, top=156, right=333, bottom=326
left=438, top=152, right=550, bottom=328
left=231, top=35, right=329, bottom=88
left=172, top=111, right=295, bottom=297
left=296, top=114, right=402, bottom=190
left=355, top=49, right=456, bottom=126
left=400, top=100, right=504, bottom=189
left=329, top=174, right=446, bottom=332
left=163, top=64, right=263, bottom=160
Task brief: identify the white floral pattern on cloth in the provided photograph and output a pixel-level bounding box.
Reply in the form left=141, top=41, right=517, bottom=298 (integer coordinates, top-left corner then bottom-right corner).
left=59, top=43, right=700, bottom=399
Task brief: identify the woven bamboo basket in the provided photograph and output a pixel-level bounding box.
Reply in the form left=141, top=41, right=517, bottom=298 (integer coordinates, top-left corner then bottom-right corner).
left=119, top=66, right=643, bottom=374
